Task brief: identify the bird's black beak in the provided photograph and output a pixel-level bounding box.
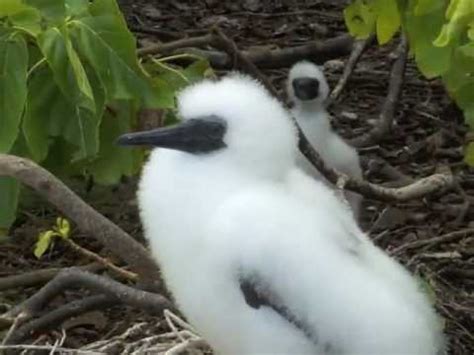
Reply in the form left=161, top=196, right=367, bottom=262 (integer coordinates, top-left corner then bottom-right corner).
left=292, top=78, right=320, bottom=101
left=117, top=115, right=227, bottom=154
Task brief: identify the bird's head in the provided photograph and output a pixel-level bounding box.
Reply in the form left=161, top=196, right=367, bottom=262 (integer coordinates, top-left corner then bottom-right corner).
left=117, top=74, right=298, bottom=178
left=287, top=61, right=329, bottom=108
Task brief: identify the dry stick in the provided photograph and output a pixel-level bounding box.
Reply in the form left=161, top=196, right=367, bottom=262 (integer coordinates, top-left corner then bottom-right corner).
left=5, top=295, right=113, bottom=345
left=0, top=263, right=102, bottom=292
left=351, top=35, right=408, bottom=148
left=211, top=27, right=279, bottom=98
left=138, top=34, right=214, bottom=56
left=328, top=34, right=375, bottom=105
left=0, top=154, right=161, bottom=291
left=210, top=31, right=453, bottom=202
left=1, top=268, right=174, bottom=324
left=138, top=33, right=354, bottom=69
left=64, top=238, right=138, bottom=283
left=390, top=228, right=474, bottom=256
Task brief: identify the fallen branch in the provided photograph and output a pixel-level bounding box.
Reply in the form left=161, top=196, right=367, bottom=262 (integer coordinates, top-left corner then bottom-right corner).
left=138, top=33, right=354, bottom=69
left=1, top=268, right=174, bottom=324
left=390, top=228, right=474, bottom=256
left=0, top=154, right=161, bottom=291
left=328, top=34, right=375, bottom=104
left=351, top=35, right=408, bottom=147
left=0, top=263, right=102, bottom=292
left=4, top=295, right=113, bottom=345
left=64, top=238, right=138, bottom=283
left=210, top=27, right=279, bottom=97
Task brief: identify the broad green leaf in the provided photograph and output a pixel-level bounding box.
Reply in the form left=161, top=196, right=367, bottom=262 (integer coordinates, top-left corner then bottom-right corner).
left=343, top=0, right=376, bottom=39
left=459, top=41, right=474, bottom=57
left=468, top=21, right=474, bottom=39
left=414, top=0, right=445, bottom=15
left=88, top=101, right=143, bottom=184
left=0, top=34, right=28, bottom=153
left=464, top=141, right=474, bottom=165
left=0, top=177, right=19, bottom=234
left=25, top=0, right=65, bottom=23
left=65, top=0, right=89, bottom=17
left=405, top=7, right=452, bottom=77
left=183, top=58, right=214, bottom=82
left=23, top=66, right=100, bottom=161
left=0, top=0, right=29, bottom=17
left=37, top=27, right=95, bottom=111
left=464, top=105, right=474, bottom=128
left=85, top=0, right=139, bottom=71
left=374, top=0, right=401, bottom=44
left=69, top=20, right=162, bottom=108
left=9, top=7, right=42, bottom=37
left=34, top=230, right=57, bottom=258
left=433, top=0, right=474, bottom=47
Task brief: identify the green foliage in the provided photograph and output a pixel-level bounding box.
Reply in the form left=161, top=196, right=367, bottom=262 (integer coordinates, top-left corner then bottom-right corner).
left=344, top=0, right=474, bottom=162
left=0, top=0, right=213, bottom=233
left=34, top=217, right=70, bottom=258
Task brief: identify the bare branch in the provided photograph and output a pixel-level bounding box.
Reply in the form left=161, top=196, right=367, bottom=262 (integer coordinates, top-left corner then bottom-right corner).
left=210, top=27, right=279, bottom=97
left=0, top=263, right=102, bottom=292
left=64, top=238, right=138, bottom=283
left=328, top=34, right=375, bottom=104
left=351, top=35, right=409, bottom=147
left=0, top=154, right=161, bottom=291
left=138, top=33, right=354, bottom=69
left=5, top=295, right=113, bottom=345
left=2, top=268, right=174, bottom=323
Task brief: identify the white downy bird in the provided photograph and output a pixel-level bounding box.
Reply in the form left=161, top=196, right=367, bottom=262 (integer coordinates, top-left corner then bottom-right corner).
left=118, top=74, right=444, bottom=355
left=287, top=61, right=363, bottom=219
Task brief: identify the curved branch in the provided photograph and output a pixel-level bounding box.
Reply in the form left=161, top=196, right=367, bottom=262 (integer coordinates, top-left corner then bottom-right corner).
left=0, top=154, right=161, bottom=291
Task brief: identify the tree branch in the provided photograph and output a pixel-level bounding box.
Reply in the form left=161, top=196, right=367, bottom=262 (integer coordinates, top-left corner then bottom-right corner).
left=0, top=154, right=161, bottom=291
left=351, top=35, right=408, bottom=147
left=328, top=34, right=375, bottom=105
left=2, top=268, right=174, bottom=324
left=138, top=33, right=354, bottom=69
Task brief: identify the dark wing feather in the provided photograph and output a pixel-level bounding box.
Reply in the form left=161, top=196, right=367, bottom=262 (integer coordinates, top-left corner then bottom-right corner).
left=239, top=274, right=318, bottom=344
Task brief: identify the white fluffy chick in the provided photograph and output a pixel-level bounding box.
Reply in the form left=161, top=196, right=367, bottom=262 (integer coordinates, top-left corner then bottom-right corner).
left=118, top=74, right=444, bottom=355
left=287, top=60, right=363, bottom=219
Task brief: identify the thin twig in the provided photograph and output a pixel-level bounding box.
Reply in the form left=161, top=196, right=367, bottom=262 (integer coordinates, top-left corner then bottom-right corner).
left=390, top=229, right=474, bottom=256
left=328, top=34, right=375, bottom=105
left=0, top=263, right=102, bottom=291
left=64, top=239, right=138, bottom=283
left=210, top=27, right=279, bottom=97
left=351, top=35, right=408, bottom=147
left=0, top=344, right=102, bottom=354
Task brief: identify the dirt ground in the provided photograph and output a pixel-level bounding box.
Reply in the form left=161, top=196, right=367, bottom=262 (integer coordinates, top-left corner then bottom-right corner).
left=1, top=0, right=473, bottom=354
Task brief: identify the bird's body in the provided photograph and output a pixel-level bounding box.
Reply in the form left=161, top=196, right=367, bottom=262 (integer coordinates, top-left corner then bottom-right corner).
left=120, top=74, right=444, bottom=354
left=288, top=61, right=363, bottom=218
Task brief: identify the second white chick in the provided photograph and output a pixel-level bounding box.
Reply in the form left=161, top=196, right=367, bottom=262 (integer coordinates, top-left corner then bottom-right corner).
left=287, top=61, right=363, bottom=219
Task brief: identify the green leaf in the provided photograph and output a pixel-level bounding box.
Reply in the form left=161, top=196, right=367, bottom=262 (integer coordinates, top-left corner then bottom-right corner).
left=0, top=34, right=28, bottom=153
left=55, top=217, right=70, bottom=238
left=25, top=0, right=65, bottom=23
left=0, top=0, right=29, bottom=17
left=88, top=101, right=144, bottom=184
left=23, top=66, right=100, bottom=161
left=69, top=19, right=162, bottom=108
left=343, top=0, right=376, bottom=39
left=65, top=0, right=89, bottom=17
left=0, top=177, right=19, bottom=233
left=468, top=21, right=474, bottom=39
left=414, top=0, right=445, bottom=16
left=459, top=41, right=474, bottom=57
left=433, top=0, right=474, bottom=47
left=9, top=7, right=42, bottom=37
left=464, top=141, right=474, bottom=165
left=34, top=230, right=57, bottom=258
left=374, top=0, right=401, bottom=44
left=38, top=27, right=95, bottom=110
